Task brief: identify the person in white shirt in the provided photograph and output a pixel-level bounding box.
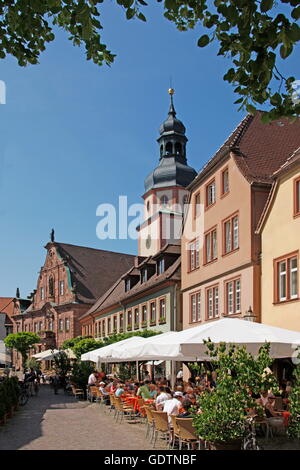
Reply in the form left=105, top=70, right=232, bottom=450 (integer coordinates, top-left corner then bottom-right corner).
left=155, top=386, right=172, bottom=410
left=163, top=392, right=184, bottom=423
left=88, top=371, right=98, bottom=386
left=176, top=369, right=183, bottom=379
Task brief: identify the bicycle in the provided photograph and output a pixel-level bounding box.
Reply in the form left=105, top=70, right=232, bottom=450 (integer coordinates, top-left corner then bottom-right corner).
left=18, top=381, right=31, bottom=406
left=242, top=416, right=262, bottom=450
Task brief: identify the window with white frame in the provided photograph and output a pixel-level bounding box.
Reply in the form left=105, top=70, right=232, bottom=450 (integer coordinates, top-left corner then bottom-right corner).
left=205, top=229, right=217, bottom=264
left=225, top=279, right=241, bottom=314
left=276, top=254, right=298, bottom=302
left=59, top=319, right=64, bottom=331
left=191, top=291, right=201, bottom=323
left=65, top=318, right=70, bottom=331
left=224, top=214, right=239, bottom=254
left=222, top=168, right=229, bottom=195
left=207, top=286, right=219, bottom=319
left=206, top=180, right=216, bottom=207
left=188, top=239, right=200, bottom=271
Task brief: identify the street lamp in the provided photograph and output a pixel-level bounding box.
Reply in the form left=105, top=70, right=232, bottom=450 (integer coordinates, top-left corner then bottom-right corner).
left=243, top=306, right=256, bottom=322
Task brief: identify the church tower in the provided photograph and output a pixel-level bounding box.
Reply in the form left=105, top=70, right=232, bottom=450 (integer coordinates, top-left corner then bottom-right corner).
left=138, top=89, right=197, bottom=256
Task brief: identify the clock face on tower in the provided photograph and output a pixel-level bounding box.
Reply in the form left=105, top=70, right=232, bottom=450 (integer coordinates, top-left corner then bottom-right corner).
left=146, top=234, right=152, bottom=249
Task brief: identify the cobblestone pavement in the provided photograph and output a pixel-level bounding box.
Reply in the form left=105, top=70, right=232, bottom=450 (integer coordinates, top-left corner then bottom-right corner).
left=0, top=385, right=165, bottom=450
left=1, top=385, right=299, bottom=450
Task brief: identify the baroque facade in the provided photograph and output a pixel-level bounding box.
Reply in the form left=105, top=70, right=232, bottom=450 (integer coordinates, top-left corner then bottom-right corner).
left=11, top=241, right=135, bottom=368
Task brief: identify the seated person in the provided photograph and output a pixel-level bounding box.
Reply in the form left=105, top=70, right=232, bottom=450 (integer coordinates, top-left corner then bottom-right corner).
left=265, top=395, right=282, bottom=417
left=177, top=399, right=192, bottom=418
left=156, top=386, right=171, bottom=410
left=99, top=381, right=110, bottom=405
left=137, top=380, right=152, bottom=399
left=115, top=383, right=125, bottom=397
left=163, top=392, right=184, bottom=423
left=149, top=383, right=158, bottom=399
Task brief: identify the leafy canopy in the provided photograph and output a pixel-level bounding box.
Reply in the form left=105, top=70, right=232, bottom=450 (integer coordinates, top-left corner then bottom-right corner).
left=192, top=340, right=278, bottom=443
left=0, top=0, right=299, bottom=120
left=4, top=332, right=41, bottom=369
left=4, top=332, right=40, bottom=356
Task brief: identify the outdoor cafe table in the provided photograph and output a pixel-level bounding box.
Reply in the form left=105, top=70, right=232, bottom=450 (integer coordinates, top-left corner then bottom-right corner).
left=122, top=396, right=154, bottom=413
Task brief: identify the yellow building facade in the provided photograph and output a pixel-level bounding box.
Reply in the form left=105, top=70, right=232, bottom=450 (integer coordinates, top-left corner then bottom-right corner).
left=258, top=153, right=300, bottom=331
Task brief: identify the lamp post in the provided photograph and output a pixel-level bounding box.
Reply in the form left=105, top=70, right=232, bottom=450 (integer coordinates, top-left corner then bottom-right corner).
left=243, top=306, right=256, bottom=322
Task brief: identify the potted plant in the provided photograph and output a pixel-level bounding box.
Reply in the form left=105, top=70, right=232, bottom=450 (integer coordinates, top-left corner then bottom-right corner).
left=192, top=340, right=277, bottom=450
left=158, top=316, right=166, bottom=324
left=134, top=323, right=139, bottom=330
left=141, top=321, right=147, bottom=328
left=127, top=325, right=132, bottom=332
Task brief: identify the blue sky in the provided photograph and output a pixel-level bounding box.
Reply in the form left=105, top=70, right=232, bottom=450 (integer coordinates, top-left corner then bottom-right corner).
left=0, top=2, right=299, bottom=298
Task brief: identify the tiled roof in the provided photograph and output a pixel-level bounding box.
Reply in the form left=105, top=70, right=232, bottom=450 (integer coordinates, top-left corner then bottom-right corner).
left=0, top=298, right=14, bottom=316
left=256, top=149, right=300, bottom=234
left=189, top=112, right=300, bottom=188
left=80, top=249, right=181, bottom=320
left=53, top=243, right=136, bottom=305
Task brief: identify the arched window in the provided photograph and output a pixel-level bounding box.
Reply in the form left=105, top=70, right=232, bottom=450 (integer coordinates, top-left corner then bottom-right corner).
left=166, top=142, right=173, bottom=154
left=175, top=142, right=182, bottom=154
left=160, top=144, right=164, bottom=157
left=160, top=195, right=168, bottom=207
left=49, top=277, right=54, bottom=297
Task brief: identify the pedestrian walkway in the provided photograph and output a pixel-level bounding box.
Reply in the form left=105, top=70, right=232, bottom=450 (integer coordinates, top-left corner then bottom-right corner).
left=0, top=385, right=164, bottom=450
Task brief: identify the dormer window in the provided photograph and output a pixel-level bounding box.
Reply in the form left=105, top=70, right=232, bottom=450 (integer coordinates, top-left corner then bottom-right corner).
left=125, top=278, right=131, bottom=292
left=158, top=258, right=165, bottom=275
left=142, top=269, right=148, bottom=283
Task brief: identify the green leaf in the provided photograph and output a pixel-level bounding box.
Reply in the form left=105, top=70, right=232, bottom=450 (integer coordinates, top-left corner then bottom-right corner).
left=138, top=12, right=147, bottom=22
left=292, top=6, right=300, bottom=21
left=246, top=104, right=256, bottom=114
left=197, top=34, right=210, bottom=47
left=126, top=8, right=135, bottom=20
left=280, top=44, right=293, bottom=59
left=260, top=0, right=273, bottom=13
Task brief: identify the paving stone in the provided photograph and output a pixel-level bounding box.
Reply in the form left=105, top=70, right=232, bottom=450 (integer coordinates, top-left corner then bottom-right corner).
left=0, top=385, right=165, bottom=450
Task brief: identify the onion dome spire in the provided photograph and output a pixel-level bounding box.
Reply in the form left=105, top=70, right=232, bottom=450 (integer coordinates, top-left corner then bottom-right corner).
left=144, top=89, right=197, bottom=193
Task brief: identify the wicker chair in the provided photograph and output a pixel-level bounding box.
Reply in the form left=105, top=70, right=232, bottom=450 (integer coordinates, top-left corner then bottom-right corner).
left=175, top=418, right=200, bottom=450
left=151, top=411, right=170, bottom=449
left=114, top=396, right=137, bottom=423
left=71, top=384, right=84, bottom=400
left=144, top=405, right=155, bottom=442
left=170, top=414, right=180, bottom=449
